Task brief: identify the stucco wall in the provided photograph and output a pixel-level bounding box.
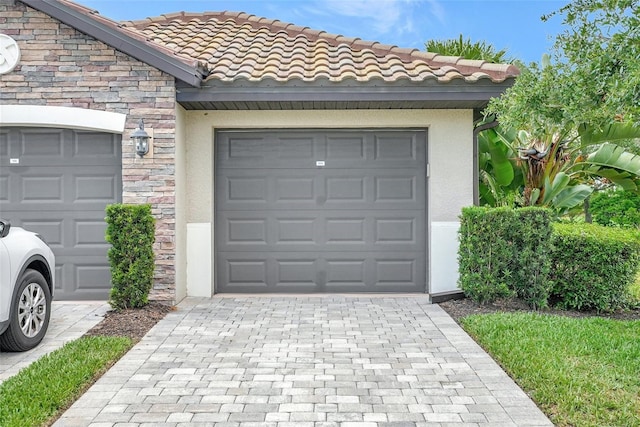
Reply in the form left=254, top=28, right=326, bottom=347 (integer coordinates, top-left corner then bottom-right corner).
left=0, top=1, right=178, bottom=300
left=181, top=109, right=473, bottom=295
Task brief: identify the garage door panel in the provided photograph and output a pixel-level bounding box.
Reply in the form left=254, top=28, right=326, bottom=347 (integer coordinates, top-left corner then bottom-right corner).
left=18, top=129, right=65, bottom=158
left=0, top=128, right=121, bottom=300
left=11, top=211, right=111, bottom=254
left=217, top=131, right=426, bottom=169
left=326, top=135, right=366, bottom=160
left=73, top=131, right=120, bottom=159
left=218, top=169, right=424, bottom=211
left=0, top=132, right=8, bottom=157
left=21, top=173, right=64, bottom=203
left=54, top=256, right=112, bottom=300
left=217, top=210, right=424, bottom=252
left=0, top=176, right=8, bottom=202
left=374, top=134, right=418, bottom=160
left=217, top=251, right=426, bottom=293
left=278, top=136, right=317, bottom=159
left=276, top=177, right=316, bottom=202
left=74, top=173, right=119, bottom=202
left=2, top=129, right=121, bottom=167
left=277, top=258, right=317, bottom=287
left=3, top=166, right=120, bottom=209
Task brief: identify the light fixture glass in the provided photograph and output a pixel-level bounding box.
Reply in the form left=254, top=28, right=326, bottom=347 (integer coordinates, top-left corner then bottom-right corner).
left=131, top=119, right=150, bottom=157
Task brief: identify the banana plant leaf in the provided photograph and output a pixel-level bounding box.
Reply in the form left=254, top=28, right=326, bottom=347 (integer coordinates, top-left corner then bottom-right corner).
left=585, top=168, right=640, bottom=191
left=552, top=184, right=593, bottom=209
left=529, top=188, right=541, bottom=206
left=478, top=128, right=514, bottom=186
left=584, top=143, right=640, bottom=176
left=541, top=172, right=571, bottom=205
left=578, top=123, right=640, bottom=146
left=479, top=182, right=497, bottom=206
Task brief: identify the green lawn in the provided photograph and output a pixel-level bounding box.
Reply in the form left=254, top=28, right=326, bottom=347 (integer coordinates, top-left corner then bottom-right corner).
left=462, top=313, right=640, bottom=427
left=0, top=336, right=132, bottom=427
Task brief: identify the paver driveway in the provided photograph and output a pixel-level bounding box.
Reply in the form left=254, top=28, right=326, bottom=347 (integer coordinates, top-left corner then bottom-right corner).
left=54, top=296, right=552, bottom=426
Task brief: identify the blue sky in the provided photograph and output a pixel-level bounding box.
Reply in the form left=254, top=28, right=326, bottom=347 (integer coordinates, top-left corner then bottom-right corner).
left=79, top=0, right=568, bottom=64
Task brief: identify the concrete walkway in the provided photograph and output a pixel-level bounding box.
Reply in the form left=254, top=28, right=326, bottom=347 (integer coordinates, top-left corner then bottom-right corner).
left=54, top=296, right=552, bottom=426
left=0, top=301, right=109, bottom=384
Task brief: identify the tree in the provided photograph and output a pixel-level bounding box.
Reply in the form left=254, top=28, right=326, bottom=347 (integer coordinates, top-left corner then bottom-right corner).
left=425, top=34, right=515, bottom=64
left=489, top=0, right=639, bottom=135
left=484, top=0, right=640, bottom=210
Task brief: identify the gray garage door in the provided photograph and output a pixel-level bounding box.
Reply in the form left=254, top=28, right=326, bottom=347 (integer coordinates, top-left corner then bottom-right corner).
left=215, top=129, right=427, bottom=293
left=0, top=127, right=122, bottom=300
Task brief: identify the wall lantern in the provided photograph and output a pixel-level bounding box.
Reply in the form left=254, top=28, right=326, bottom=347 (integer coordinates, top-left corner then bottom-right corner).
left=131, top=119, right=151, bottom=157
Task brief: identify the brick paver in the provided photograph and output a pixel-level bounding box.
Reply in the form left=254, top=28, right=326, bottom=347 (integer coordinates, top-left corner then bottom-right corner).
left=54, top=296, right=552, bottom=426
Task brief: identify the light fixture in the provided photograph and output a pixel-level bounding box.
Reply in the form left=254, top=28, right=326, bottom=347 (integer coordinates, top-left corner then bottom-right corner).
left=131, top=119, right=150, bottom=157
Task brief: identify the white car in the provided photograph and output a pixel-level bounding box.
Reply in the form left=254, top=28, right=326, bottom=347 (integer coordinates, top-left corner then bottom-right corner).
left=0, top=219, right=55, bottom=352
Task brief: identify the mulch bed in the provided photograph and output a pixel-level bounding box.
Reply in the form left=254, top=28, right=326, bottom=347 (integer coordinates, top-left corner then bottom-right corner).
left=84, top=301, right=174, bottom=340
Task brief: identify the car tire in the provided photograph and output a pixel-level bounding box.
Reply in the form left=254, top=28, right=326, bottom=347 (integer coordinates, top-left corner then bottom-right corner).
left=0, top=269, right=52, bottom=352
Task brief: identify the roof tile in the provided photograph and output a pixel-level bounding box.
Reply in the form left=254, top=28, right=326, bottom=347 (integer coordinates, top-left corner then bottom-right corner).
left=55, top=1, right=519, bottom=85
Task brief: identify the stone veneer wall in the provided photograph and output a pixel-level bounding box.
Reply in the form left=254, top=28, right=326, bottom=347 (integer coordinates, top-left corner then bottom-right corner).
left=0, top=0, right=177, bottom=301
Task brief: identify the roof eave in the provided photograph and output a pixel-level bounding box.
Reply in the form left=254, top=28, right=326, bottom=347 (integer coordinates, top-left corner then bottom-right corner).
left=175, top=78, right=515, bottom=110
left=20, top=0, right=204, bottom=87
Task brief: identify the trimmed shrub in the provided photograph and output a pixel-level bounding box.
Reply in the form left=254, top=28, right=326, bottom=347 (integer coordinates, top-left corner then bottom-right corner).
left=458, top=207, right=514, bottom=304
left=550, top=223, right=640, bottom=312
left=105, top=204, right=155, bottom=310
left=590, top=190, right=640, bottom=228
left=458, top=207, right=552, bottom=306
left=510, top=208, right=553, bottom=308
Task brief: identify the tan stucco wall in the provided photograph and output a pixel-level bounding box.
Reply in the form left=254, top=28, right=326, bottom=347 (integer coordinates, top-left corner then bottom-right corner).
left=184, top=109, right=474, bottom=224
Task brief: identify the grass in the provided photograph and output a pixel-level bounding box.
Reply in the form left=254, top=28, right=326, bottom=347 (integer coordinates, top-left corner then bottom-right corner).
left=461, top=313, right=640, bottom=427
left=0, top=336, right=132, bottom=427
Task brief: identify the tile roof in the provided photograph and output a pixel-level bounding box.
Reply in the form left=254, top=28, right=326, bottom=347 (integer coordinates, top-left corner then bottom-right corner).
left=119, top=12, right=520, bottom=85
left=37, top=1, right=518, bottom=87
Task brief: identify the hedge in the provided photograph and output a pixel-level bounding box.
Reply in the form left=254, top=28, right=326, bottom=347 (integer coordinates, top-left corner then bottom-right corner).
left=590, top=190, right=640, bottom=228
left=458, top=207, right=640, bottom=312
left=550, top=223, right=640, bottom=312
left=105, top=204, right=155, bottom=310
left=458, top=206, right=552, bottom=307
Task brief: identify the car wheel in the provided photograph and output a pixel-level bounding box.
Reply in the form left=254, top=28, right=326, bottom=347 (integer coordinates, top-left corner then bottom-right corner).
left=0, top=269, right=52, bottom=352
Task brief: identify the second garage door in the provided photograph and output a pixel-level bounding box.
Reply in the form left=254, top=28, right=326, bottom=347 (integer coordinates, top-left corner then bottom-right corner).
left=0, top=127, right=122, bottom=300
left=215, top=129, right=427, bottom=293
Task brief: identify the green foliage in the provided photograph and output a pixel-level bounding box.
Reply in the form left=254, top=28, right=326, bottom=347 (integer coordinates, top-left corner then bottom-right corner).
left=458, top=207, right=552, bottom=307
left=488, top=0, right=640, bottom=136
left=478, top=121, right=640, bottom=211
left=477, top=125, right=523, bottom=207
left=425, top=34, right=515, bottom=64
left=546, top=0, right=640, bottom=129
left=510, top=208, right=553, bottom=308
left=550, top=223, right=640, bottom=312
left=462, top=313, right=640, bottom=427
left=458, top=207, right=514, bottom=303
left=483, top=2, right=640, bottom=212
left=591, top=190, right=640, bottom=227
left=0, top=336, right=132, bottom=427
left=105, top=204, right=156, bottom=310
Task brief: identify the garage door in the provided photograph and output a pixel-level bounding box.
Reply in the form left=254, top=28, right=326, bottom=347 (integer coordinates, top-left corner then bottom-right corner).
left=215, top=129, right=427, bottom=293
left=0, top=128, right=122, bottom=300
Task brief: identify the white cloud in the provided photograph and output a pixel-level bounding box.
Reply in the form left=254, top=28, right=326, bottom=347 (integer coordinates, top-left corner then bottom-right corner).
left=302, top=0, right=445, bottom=39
